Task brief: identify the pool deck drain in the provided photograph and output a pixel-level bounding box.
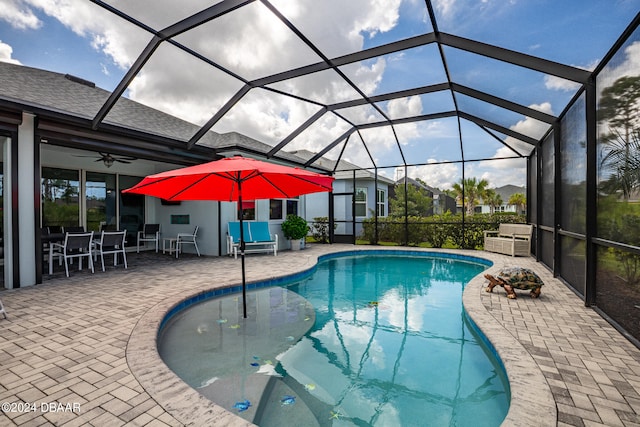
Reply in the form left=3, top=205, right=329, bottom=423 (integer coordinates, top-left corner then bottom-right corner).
left=0, top=245, right=638, bottom=426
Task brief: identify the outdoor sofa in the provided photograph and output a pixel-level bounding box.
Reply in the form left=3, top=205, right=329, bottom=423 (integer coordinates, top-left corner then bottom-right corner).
left=227, top=221, right=278, bottom=259
left=483, top=223, right=533, bottom=257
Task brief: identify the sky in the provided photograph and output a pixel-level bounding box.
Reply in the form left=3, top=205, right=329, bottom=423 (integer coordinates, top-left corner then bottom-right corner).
left=0, top=0, right=639, bottom=190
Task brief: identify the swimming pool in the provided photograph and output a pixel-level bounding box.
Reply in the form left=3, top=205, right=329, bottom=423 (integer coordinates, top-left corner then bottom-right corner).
left=158, top=252, right=509, bottom=426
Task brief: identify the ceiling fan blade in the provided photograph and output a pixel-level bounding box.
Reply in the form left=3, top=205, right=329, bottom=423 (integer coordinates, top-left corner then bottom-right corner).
left=115, top=159, right=132, bottom=164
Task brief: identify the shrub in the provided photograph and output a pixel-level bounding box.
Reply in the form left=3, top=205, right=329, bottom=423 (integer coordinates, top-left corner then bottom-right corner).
left=361, top=212, right=526, bottom=249
left=310, top=217, right=336, bottom=243
left=281, top=214, right=309, bottom=240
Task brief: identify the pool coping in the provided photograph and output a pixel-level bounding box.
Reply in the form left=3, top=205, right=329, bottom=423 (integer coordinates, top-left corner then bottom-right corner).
left=126, top=247, right=556, bottom=426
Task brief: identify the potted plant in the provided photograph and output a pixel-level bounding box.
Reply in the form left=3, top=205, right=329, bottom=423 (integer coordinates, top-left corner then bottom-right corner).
left=281, top=214, right=309, bottom=251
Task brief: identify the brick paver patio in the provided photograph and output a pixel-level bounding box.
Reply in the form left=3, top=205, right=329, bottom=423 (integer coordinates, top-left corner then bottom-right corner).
left=0, top=245, right=639, bottom=426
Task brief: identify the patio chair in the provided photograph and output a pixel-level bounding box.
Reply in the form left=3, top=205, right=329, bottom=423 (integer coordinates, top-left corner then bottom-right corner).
left=63, top=226, right=85, bottom=233
left=50, top=231, right=95, bottom=277
left=94, top=230, right=127, bottom=271
left=176, top=226, right=200, bottom=258
left=137, top=223, right=160, bottom=253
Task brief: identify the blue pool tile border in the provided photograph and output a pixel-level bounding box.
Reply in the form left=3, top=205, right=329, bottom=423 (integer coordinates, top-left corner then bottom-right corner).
left=158, top=249, right=494, bottom=335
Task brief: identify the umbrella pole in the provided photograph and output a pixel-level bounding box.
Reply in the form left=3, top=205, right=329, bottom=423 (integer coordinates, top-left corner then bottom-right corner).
left=238, top=189, right=248, bottom=319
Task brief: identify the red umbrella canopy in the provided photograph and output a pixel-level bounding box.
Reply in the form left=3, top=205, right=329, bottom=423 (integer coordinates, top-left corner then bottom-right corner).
left=122, top=156, right=334, bottom=201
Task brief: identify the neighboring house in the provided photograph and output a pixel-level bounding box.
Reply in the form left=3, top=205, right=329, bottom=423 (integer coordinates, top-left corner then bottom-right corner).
left=427, top=185, right=457, bottom=215
left=289, top=150, right=394, bottom=239
left=478, top=185, right=526, bottom=214
left=389, top=177, right=456, bottom=216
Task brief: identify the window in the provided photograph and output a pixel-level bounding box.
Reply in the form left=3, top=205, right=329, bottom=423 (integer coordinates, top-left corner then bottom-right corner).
left=355, top=187, right=367, bottom=217
left=269, top=199, right=282, bottom=220
left=42, top=167, right=145, bottom=242
left=238, top=200, right=255, bottom=220
left=286, top=199, right=298, bottom=216
left=270, top=198, right=299, bottom=220
left=41, top=167, right=80, bottom=229
left=377, top=189, right=386, bottom=217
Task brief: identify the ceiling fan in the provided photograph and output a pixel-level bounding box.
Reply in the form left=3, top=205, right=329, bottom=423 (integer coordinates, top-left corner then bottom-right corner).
left=73, top=152, right=137, bottom=168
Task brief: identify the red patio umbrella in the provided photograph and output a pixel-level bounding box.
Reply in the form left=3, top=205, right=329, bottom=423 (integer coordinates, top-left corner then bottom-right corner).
left=122, top=156, right=334, bottom=317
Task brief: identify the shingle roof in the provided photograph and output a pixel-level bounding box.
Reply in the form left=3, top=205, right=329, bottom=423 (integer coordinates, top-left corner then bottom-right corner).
left=494, top=184, right=526, bottom=201
left=0, top=61, right=327, bottom=168
left=0, top=61, right=219, bottom=144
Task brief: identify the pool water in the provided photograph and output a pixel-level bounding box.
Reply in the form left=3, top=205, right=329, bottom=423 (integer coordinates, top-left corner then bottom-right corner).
left=158, top=253, right=509, bottom=426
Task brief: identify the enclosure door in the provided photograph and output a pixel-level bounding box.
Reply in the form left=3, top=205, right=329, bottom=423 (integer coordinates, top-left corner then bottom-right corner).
left=332, top=193, right=355, bottom=244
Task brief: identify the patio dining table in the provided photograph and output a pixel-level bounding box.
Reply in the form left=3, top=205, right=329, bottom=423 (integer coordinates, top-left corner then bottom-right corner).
left=44, top=232, right=96, bottom=275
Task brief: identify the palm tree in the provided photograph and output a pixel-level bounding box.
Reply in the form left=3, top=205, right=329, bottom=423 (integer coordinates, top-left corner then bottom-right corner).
left=599, top=128, right=640, bottom=201
left=598, top=76, right=640, bottom=201
left=508, top=193, right=527, bottom=215
left=453, top=177, right=489, bottom=215
left=482, top=188, right=503, bottom=214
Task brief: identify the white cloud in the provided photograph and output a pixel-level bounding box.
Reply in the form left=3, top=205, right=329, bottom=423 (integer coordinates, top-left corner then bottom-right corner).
left=386, top=95, right=423, bottom=119
left=432, top=0, right=515, bottom=25
left=271, top=0, right=402, bottom=57
left=432, top=0, right=457, bottom=19
left=0, top=40, right=22, bottom=65
left=472, top=103, right=548, bottom=187
left=25, top=0, right=146, bottom=69
left=0, top=0, right=41, bottom=30
left=408, top=161, right=460, bottom=190
left=507, top=102, right=554, bottom=141
left=474, top=155, right=527, bottom=188
left=544, top=59, right=598, bottom=92
left=544, top=75, right=581, bottom=92
left=287, top=113, right=353, bottom=155
left=18, top=0, right=402, bottom=153
left=598, top=41, right=640, bottom=92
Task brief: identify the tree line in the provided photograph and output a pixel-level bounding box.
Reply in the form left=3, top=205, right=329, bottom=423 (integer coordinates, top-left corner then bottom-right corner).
left=390, top=176, right=526, bottom=217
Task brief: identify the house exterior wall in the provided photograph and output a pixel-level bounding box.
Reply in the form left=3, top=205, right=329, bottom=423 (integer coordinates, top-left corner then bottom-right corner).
left=155, top=200, right=220, bottom=256
left=305, top=179, right=389, bottom=238
left=219, top=199, right=295, bottom=254
left=479, top=204, right=518, bottom=214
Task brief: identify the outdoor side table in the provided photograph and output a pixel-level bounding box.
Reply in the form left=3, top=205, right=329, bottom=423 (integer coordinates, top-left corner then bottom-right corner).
left=163, top=237, right=178, bottom=256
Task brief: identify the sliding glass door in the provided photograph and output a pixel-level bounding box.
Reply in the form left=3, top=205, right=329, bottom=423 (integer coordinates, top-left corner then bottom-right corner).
left=42, top=168, right=143, bottom=246
left=41, top=167, right=80, bottom=229
left=119, top=175, right=144, bottom=246
left=85, top=171, right=116, bottom=232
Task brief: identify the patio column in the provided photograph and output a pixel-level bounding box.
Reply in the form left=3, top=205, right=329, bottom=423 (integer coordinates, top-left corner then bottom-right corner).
left=18, top=112, right=36, bottom=287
